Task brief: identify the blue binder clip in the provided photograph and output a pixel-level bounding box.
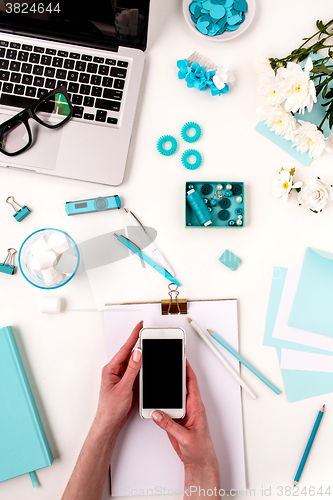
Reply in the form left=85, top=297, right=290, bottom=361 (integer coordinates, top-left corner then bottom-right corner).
left=6, top=196, right=31, bottom=222
left=0, top=248, right=16, bottom=275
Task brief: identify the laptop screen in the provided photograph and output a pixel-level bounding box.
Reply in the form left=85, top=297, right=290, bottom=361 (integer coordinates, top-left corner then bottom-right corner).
left=0, top=0, right=150, bottom=51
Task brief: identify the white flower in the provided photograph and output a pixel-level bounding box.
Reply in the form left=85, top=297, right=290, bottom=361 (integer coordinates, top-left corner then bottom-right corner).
left=298, top=178, right=333, bottom=212
left=258, top=65, right=282, bottom=104
left=293, top=120, right=329, bottom=159
left=276, top=58, right=317, bottom=114
left=272, top=168, right=302, bottom=201
left=255, top=55, right=272, bottom=80
left=212, top=66, right=235, bottom=90
left=258, top=105, right=297, bottom=140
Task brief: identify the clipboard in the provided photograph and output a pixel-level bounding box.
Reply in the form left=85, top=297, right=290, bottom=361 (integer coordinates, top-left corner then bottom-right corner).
left=104, top=292, right=246, bottom=495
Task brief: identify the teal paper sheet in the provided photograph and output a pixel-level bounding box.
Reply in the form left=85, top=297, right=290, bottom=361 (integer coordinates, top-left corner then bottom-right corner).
left=264, top=267, right=333, bottom=355
left=0, top=326, right=53, bottom=483
left=264, top=268, right=333, bottom=402
left=289, top=248, right=333, bottom=338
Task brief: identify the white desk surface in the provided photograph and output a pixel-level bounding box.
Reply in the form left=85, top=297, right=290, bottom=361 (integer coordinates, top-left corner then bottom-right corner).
left=1, top=0, right=333, bottom=498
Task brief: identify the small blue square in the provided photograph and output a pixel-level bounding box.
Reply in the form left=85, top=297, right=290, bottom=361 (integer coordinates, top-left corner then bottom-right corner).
left=219, top=250, right=241, bottom=271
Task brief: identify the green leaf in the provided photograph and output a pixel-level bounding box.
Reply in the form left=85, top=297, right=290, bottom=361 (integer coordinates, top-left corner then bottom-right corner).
left=329, top=110, right=333, bottom=129
left=317, top=20, right=325, bottom=31
left=298, top=52, right=310, bottom=62
left=310, top=209, right=319, bottom=213
left=324, top=88, right=333, bottom=99
left=296, top=187, right=302, bottom=193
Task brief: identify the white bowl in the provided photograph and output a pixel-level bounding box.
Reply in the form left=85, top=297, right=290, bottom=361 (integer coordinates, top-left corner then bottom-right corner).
left=182, top=0, right=256, bottom=41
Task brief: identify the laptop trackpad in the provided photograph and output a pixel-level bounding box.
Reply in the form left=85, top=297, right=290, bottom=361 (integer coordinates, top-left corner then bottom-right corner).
left=0, top=115, right=62, bottom=171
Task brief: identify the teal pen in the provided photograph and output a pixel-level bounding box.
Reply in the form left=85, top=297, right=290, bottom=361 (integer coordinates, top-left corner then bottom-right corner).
left=207, top=329, right=281, bottom=395
left=294, top=405, right=325, bottom=486
left=114, top=233, right=181, bottom=287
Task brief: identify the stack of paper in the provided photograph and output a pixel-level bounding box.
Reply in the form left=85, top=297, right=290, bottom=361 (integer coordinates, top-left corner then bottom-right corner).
left=264, top=248, right=333, bottom=402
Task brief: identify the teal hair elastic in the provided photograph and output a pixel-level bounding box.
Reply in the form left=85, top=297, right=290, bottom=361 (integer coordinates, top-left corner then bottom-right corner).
left=181, top=149, right=202, bottom=170
left=181, top=122, right=201, bottom=143
left=157, top=135, right=178, bottom=156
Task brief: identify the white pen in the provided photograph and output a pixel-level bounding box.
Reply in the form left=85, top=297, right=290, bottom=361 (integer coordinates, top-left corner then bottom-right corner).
left=124, top=208, right=175, bottom=275
left=187, top=318, right=257, bottom=400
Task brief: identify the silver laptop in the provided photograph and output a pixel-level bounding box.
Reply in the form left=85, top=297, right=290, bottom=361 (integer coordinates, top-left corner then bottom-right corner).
left=0, top=0, right=150, bottom=185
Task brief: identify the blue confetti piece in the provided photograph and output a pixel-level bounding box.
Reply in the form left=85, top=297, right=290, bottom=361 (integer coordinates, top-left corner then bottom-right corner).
left=227, top=14, right=242, bottom=25
left=233, top=0, right=247, bottom=11
left=197, top=14, right=212, bottom=22
left=223, top=0, right=233, bottom=7
left=202, top=0, right=213, bottom=9
left=217, top=15, right=227, bottom=27
left=196, top=20, right=210, bottom=34
left=208, top=23, right=219, bottom=35
left=226, top=23, right=240, bottom=30
left=189, top=2, right=198, bottom=14
left=210, top=4, right=225, bottom=20
left=201, top=8, right=210, bottom=13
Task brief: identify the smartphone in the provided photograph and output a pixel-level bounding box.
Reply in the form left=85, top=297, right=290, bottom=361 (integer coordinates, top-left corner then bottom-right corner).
left=139, top=327, right=186, bottom=419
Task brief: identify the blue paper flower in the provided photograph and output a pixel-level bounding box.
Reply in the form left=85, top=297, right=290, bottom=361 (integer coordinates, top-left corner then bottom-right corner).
left=176, top=57, right=231, bottom=96
left=177, top=59, right=191, bottom=79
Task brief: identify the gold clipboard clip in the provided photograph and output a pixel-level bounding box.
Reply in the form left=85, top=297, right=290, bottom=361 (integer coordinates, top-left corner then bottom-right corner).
left=161, top=283, right=187, bottom=315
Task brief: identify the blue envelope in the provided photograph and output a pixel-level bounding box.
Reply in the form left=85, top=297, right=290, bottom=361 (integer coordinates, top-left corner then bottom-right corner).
left=264, top=267, right=333, bottom=402
left=255, top=121, right=312, bottom=166
left=289, top=248, right=333, bottom=338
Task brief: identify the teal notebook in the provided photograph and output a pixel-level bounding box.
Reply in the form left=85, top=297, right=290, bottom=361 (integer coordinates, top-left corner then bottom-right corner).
left=0, top=326, right=53, bottom=484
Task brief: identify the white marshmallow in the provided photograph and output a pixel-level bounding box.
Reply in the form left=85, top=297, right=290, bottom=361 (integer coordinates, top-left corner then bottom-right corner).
left=39, top=296, right=62, bottom=314
left=41, top=267, right=64, bottom=286
left=48, top=232, right=70, bottom=254
left=30, top=235, right=51, bottom=256
left=30, top=250, right=57, bottom=271
left=55, top=252, right=78, bottom=275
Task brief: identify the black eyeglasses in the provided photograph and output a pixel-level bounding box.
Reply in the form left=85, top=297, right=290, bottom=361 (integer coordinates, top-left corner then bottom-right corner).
left=0, top=86, right=73, bottom=156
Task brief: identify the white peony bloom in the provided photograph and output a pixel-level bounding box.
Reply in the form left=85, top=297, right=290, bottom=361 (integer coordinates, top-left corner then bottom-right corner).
left=276, top=58, right=317, bottom=114
left=212, top=66, right=235, bottom=90
left=258, top=105, right=298, bottom=140
left=272, top=168, right=302, bottom=201
left=293, top=120, right=329, bottom=159
left=298, top=178, right=333, bottom=212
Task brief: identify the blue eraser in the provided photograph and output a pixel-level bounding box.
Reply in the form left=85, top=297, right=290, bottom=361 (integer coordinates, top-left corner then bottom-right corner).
left=219, top=250, right=241, bottom=271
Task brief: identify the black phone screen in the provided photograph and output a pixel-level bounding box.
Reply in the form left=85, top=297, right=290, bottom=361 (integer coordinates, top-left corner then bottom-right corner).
left=142, top=339, right=183, bottom=409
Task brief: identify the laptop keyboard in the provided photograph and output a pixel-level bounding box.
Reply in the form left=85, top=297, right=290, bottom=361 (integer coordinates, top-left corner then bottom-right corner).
left=0, top=40, right=128, bottom=126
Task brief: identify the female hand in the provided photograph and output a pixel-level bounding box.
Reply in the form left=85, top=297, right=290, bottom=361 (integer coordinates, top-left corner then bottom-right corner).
left=94, top=321, right=143, bottom=437
left=151, top=360, right=219, bottom=471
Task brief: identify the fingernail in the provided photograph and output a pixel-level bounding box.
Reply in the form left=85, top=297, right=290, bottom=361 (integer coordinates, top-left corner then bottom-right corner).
left=133, top=348, right=142, bottom=363
left=151, top=411, right=162, bottom=422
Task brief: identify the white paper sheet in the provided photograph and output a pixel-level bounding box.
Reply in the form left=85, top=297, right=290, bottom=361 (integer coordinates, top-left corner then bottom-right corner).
left=281, top=349, right=333, bottom=373
left=272, top=266, right=333, bottom=353
left=104, top=300, right=246, bottom=495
